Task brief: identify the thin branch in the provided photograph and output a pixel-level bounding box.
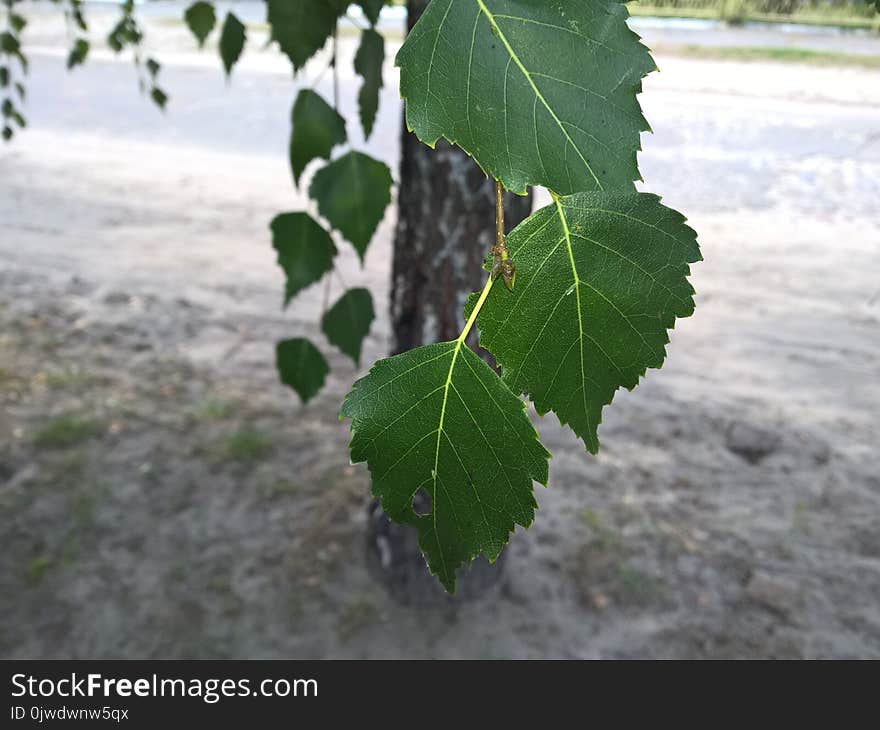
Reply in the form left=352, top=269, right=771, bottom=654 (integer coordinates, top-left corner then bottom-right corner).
left=343, top=12, right=369, bottom=31
left=322, top=273, right=332, bottom=318
left=495, top=179, right=506, bottom=251
left=308, top=54, right=336, bottom=91
left=332, top=22, right=340, bottom=111
left=321, top=18, right=341, bottom=320
left=333, top=266, right=349, bottom=292
left=491, top=180, right=516, bottom=290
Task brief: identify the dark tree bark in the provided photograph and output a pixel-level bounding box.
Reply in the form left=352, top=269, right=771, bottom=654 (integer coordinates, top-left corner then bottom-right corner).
left=365, top=0, right=533, bottom=607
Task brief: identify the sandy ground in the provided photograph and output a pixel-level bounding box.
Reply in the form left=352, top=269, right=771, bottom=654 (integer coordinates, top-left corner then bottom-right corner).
left=1, top=6, right=879, bottom=658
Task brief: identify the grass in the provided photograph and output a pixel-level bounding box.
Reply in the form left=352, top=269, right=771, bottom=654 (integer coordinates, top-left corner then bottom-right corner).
left=33, top=414, right=103, bottom=449
left=42, top=365, right=95, bottom=390
left=47, top=451, right=88, bottom=484
left=580, top=508, right=624, bottom=551
left=662, top=44, right=880, bottom=68
left=615, top=564, right=666, bottom=603
left=573, top=508, right=668, bottom=608
left=263, top=478, right=302, bottom=499
left=0, top=363, right=26, bottom=391
left=336, top=598, right=377, bottom=643
left=219, top=427, right=273, bottom=462
left=629, top=3, right=880, bottom=31
left=190, top=396, right=236, bottom=423
left=25, top=556, right=53, bottom=586
left=629, top=4, right=722, bottom=21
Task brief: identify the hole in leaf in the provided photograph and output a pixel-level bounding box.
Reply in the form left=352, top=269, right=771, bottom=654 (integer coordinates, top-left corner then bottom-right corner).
left=412, top=489, right=432, bottom=517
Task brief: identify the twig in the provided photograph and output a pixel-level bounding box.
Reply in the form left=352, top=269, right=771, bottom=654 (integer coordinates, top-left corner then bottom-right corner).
left=491, top=180, right=516, bottom=290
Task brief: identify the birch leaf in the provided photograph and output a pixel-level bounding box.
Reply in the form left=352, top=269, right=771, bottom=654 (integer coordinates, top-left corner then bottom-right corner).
left=277, top=338, right=329, bottom=404
left=322, top=288, right=375, bottom=366
left=184, top=2, right=216, bottom=48
left=309, top=151, right=392, bottom=262
left=396, top=0, right=655, bottom=195
left=342, top=340, right=549, bottom=592
left=268, top=0, right=345, bottom=71
left=219, top=12, right=246, bottom=77
left=473, top=192, right=701, bottom=453
left=270, top=212, right=338, bottom=307
left=354, top=28, right=384, bottom=140
left=289, top=89, right=347, bottom=188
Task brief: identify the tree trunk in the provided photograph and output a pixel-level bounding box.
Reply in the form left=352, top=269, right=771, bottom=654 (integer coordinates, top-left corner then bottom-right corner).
left=364, top=0, right=533, bottom=607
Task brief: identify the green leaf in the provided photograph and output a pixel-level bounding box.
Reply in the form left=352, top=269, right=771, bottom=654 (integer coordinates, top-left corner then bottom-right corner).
left=10, top=14, right=27, bottom=34
left=2, top=125, right=12, bottom=142
left=145, top=57, right=160, bottom=78
left=66, top=39, right=90, bottom=70
left=354, top=28, right=384, bottom=140
left=150, top=86, right=168, bottom=110
left=1, top=32, right=20, bottom=54
left=277, top=338, right=329, bottom=404
left=267, top=0, right=343, bottom=72
left=107, top=14, right=141, bottom=54
left=322, top=288, right=374, bottom=366
left=107, top=30, right=123, bottom=53
left=71, top=6, right=87, bottom=33
left=184, top=1, right=216, bottom=48
left=289, top=89, right=346, bottom=188
left=359, top=0, right=385, bottom=26
left=396, top=0, right=655, bottom=195
left=0, top=67, right=8, bottom=87
left=2, top=97, right=24, bottom=128
left=219, top=12, right=246, bottom=77
left=270, top=212, right=338, bottom=307
left=473, top=192, right=700, bottom=454
left=309, top=151, right=392, bottom=262
left=341, top=339, right=550, bottom=593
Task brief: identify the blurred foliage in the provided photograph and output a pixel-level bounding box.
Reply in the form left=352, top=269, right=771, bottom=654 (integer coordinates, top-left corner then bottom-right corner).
left=1, top=0, right=395, bottom=403
left=1, top=0, right=27, bottom=140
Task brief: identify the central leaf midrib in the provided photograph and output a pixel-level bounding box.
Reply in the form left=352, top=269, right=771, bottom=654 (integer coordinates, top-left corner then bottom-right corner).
left=433, top=341, right=461, bottom=488
left=427, top=273, right=499, bottom=574
left=430, top=339, right=463, bottom=580
left=473, top=0, right=603, bottom=191
left=554, top=196, right=597, bottom=452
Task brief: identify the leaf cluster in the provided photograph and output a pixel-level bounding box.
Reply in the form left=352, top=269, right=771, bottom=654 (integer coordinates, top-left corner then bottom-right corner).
left=344, top=0, right=703, bottom=591
left=265, top=0, right=393, bottom=404
left=1, top=0, right=712, bottom=593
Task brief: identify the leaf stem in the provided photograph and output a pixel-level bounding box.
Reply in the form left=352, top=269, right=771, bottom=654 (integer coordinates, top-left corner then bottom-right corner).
left=495, top=179, right=505, bottom=252
left=491, top=180, right=516, bottom=290
left=457, top=275, right=494, bottom=345
left=322, top=272, right=332, bottom=317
